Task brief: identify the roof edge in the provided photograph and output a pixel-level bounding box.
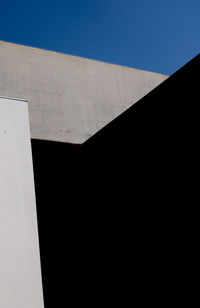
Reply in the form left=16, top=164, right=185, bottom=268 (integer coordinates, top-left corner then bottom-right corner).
left=0, top=40, right=169, bottom=78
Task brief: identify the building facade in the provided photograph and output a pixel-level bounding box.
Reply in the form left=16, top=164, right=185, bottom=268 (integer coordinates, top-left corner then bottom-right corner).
left=0, top=41, right=173, bottom=307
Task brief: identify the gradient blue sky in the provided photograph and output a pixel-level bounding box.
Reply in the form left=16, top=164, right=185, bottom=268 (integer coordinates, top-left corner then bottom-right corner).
left=0, top=0, right=199, bottom=75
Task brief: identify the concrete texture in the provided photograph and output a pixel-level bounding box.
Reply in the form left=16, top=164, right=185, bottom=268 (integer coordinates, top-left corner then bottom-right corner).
left=0, top=41, right=168, bottom=144
left=0, top=97, right=44, bottom=307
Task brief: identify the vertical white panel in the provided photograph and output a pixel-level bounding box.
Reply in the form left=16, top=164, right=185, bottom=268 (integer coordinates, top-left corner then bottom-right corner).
left=0, top=97, right=44, bottom=307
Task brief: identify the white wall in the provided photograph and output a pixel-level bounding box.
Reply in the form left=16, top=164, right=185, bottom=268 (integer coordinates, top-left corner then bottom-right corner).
left=0, top=97, right=44, bottom=307
left=0, top=41, right=168, bottom=144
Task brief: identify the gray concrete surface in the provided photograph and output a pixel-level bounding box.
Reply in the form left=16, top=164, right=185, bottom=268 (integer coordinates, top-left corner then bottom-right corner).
left=0, top=97, right=44, bottom=307
left=0, top=41, right=168, bottom=144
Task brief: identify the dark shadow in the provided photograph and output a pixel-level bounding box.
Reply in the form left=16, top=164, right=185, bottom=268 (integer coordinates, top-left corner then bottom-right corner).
left=31, top=139, right=83, bottom=307
left=31, top=53, right=200, bottom=306
left=192, top=232, right=200, bottom=240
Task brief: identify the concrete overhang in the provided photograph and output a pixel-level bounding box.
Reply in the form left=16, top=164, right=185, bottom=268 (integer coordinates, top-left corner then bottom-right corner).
left=0, top=40, right=168, bottom=144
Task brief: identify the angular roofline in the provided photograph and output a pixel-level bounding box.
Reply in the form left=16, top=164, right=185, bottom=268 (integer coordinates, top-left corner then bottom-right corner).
left=0, top=40, right=169, bottom=78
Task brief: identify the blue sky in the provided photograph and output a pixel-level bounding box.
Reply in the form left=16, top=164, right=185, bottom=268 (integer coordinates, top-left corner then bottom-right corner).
left=0, top=0, right=199, bottom=75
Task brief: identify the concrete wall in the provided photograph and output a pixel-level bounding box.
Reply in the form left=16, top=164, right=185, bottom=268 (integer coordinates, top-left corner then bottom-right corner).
left=0, top=41, right=168, bottom=144
left=0, top=97, right=44, bottom=307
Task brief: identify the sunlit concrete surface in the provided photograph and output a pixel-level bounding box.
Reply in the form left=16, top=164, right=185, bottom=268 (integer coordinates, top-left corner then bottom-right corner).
left=0, top=97, right=44, bottom=307
left=0, top=41, right=168, bottom=143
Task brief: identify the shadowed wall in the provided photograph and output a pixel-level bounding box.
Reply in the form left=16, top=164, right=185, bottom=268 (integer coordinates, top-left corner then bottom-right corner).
left=31, top=54, right=200, bottom=307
